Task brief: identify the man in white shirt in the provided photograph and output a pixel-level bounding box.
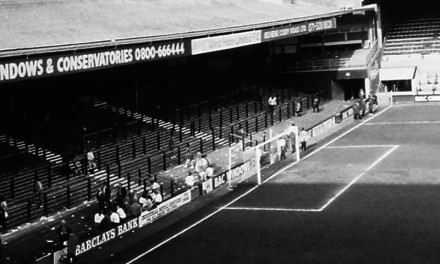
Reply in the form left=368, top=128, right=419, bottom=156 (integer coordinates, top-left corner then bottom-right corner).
left=299, top=128, right=310, bottom=151
left=110, top=210, right=120, bottom=225
left=116, top=205, right=126, bottom=220
left=94, top=210, right=104, bottom=225
left=268, top=96, right=277, bottom=114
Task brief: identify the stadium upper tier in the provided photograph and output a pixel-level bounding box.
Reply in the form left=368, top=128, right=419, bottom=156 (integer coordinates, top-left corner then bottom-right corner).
left=0, top=0, right=362, bottom=53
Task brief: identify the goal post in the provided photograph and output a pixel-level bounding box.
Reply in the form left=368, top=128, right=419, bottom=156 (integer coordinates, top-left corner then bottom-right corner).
left=255, top=127, right=300, bottom=185
left=226, top=126, right=300, bottom=188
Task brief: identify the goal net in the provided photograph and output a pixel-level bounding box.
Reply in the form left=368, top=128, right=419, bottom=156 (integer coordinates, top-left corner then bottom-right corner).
left=255, top=126, right=300, bottom=184
left=227, top=126, right=300, bottom=188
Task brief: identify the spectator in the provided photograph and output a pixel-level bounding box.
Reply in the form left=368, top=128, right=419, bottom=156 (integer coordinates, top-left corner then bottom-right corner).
left=168, top=129, right=176, bottom=159
left=33, top=178, right=43, bottom=207
left=0, top=200, right=7, bottom=233
left=56, top=220, right=72, bottom=246
left=185, top=172, right=195, bottom=187
left=195, top=153, right=209, bottom=178
left=268, top=95, right=277, bottom=114
left=139, top=195, right=153, bottom=212
left=65, top=233, right=79, bottom=264
left=128, top=200, right=142, bottom=217
left=299, top=128, right=309, bottom=151
left=285, top=123, right=298, bottom=153
left=184, top=143, right=194, bottom=168
left=150, top=179, right=160, bottom=192
left=313, top=97, right=320, bottom=113
left=96, top=184, right=110, bottom=211
left=353, top=101, right=361, bottom=120
left=110, top=208, right=120, bottom=225
left=153, top=187, right=162, bottom=207
left=86, top=150, right=96, bottom=173
left=116, top=205, right=126, bottom=220
left=276, top=137, right=286, bottom=161
left=359, top=99, right=366, bottom=117
left=94, top=210, right=105, bottom=226
left=295, top=99, right=302, bottom=116
left=367, top=92, right=378, bottom=115
left=114, top=183, right=127, bottom=208
left=359, top=89, right=365, bottom=99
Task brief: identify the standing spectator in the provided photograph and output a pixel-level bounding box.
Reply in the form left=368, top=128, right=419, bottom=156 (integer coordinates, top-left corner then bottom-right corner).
left=359, top=89, right=365, bottom=99
left=367, top=92, right=378, bottom=115
left=33, top=178, right=43, bottom=207
left=299, top=128, right=309, bottom=151
left=359, top=99, right=366, bottom=117
left=0, top=200, right=7, bottom=233
left=313, top=97, right=320, bottom=113
left=87, top=150, right=97, bottom=173
left=285, top=123, right=298, bottom=153
left=114, top=183, right=127, bottom=208
left=353, top=101, right=361, bottom=120
left=295, top=99, right=302, bottom=116
left=276, top=137, right=287, bottom=161
left=268, top=95, right=277, bottom=114
left=56, top=220, right=72, bottom=246
left=96, top=184, right=110, bottom=211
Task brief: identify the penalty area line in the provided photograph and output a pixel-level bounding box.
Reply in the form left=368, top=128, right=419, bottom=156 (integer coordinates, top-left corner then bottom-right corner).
left=318, top=145, right=399, bottom=211
left=326, top=144, right=398, bottom=149
left=225, top=206, right=321, bottom=212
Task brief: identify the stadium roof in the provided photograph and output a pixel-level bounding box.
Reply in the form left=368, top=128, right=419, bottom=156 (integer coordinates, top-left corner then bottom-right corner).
left=1, top=0, right=365, bottom=55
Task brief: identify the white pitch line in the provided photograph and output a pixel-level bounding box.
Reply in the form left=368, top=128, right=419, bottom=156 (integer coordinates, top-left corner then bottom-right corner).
left=126, top=105, right=393, bottom=263
left=326, top=145, right=397, bottom=149
left=365, top=121, right=440, bottom=125
left=318, top=145, right=399, bottom=211
left=225, top=206, right=321, bottom=212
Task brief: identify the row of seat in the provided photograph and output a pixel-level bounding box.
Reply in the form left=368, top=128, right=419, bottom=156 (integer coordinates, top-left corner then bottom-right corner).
left=1, top=87, right=295, bottom=230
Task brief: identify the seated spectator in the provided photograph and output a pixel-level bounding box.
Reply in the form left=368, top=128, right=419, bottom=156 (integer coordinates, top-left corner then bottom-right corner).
left=94, top=210, right=105, bottom=226
left=150, top=179, right=160, bottom=192
left=195, top=153, right=209, bottom=181
left=206, top=167, right=214, bottom=178
left=140, top=196, right=153, bottom=212
left=152, top=188, right=162, bottom=208
left=128, top=200, right=142, bottom=217
left=116, top=205, right=126, bottom=220
left=56, top=220, right=72, bottom=246
left=185, top=172, right=195, bottom=187
left=110, top=209, right=120, bottom=225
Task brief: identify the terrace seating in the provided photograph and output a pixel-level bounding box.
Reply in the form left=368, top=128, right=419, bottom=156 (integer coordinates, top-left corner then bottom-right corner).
left=384, top=16, right=440, bottom=56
